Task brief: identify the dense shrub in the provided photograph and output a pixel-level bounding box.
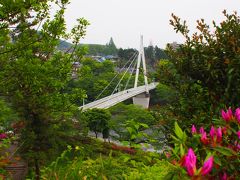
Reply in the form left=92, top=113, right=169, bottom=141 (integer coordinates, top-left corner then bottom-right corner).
left=167, top=107, right=240, bottom=179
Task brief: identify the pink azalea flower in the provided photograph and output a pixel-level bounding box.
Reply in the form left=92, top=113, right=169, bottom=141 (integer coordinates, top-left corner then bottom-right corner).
left=0, top=133, right=7, bottom=140
left=210, top=126, right=216, bottom=140
left=201, top=132, right=209, bottom=145
left=191, top=125, right=197, bottom=134
left=237, top=131, right=240, bottom=140
left=235, top=108, right=240, bottom=123
left=200, top=156, right=214, bottom=175
left=199, top=127, right=205, bottom=134
left=184, top=148, right=197, bottom=176
left=216, top=127, right=222, bottom=142
left=237, top=144, right=240, bottom=151
left=221, top=108, right=233, bottom=122
left=220, top=172, right=227, bottom=180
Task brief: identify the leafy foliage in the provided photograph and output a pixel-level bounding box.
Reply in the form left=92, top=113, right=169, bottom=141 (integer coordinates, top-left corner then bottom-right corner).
left=72, top=57, right=136, bottom=102
left=145, top=45, right=168, bottom=68
left=109, top=104, right=155, bottom=141
left=155, top=83, right=177, bottom=104
left=0, top=98, right=18, bottom=128
left=110, top=103, right=156, bottom=126
left=124, top=119, right=149, bottom=146
left=168, top=11, right=240, bottom=107
left=155, top=58, right=211, bottom=129
left=84, top=109, right=111, bottom=138
left=41, top=139, right=174, bottom=179
left=0, top=0, right=89, bottom=178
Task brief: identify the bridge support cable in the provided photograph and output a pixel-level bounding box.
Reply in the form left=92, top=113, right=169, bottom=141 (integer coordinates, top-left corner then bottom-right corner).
left=94, top=51, right=138, bottom=101
left=124, top=58, right=138, bottom=91
left=109, top=52, right=138, bottom=97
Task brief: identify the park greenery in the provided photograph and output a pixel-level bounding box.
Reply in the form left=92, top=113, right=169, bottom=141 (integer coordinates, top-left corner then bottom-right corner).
left=0, top=0, right=239, bottom=179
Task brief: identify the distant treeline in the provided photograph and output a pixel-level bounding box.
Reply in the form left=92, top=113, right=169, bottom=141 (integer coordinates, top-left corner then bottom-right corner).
left=117, top=46, right=168, bottom=67
left=58, top=37, right=118, bottom=56
left=58, top=37, right=168, bottom=67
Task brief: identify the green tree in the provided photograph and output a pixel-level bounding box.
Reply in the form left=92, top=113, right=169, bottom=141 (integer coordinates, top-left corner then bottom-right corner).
left=155, top=59, right=211, bottom=129
left=75, top=58, right=117, bottom=101
left=84, top=108, right=111, bottom=138
left=117, top=48, right=136, bottom=67
left=145, top=45, right=155, bottom=66
left=124, top=119, right=149, bottom=146
left=154, top=46, right=168, bottom=60
left=109, top=104, right=155, bottom=141
left=104, top=37, right=117, bottom=55
left=0, top=98, right=18, bottom=129
left=155, top=83, right=177, bottom=104
left=85, top=44, right=106, bottom=56
left=168, top=10, right=240, bottom=108
left=154, top=11, right=240, bottom=131
left=0, top=0, right=89, bottom=178
left=110, top=104, right=156, bottom=126
left=144, top=45, right=168, bottom=68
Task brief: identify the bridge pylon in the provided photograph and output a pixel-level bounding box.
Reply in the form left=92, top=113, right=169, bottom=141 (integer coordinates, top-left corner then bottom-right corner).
left=133, top=35, right=150, bottom=108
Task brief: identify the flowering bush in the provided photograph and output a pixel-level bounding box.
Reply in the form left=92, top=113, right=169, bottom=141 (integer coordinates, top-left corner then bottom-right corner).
left=168, top=107, right=240, bottom=179
left=0, top=132, right=10, bottom=176
left=111, top=144, right=136, bottom=155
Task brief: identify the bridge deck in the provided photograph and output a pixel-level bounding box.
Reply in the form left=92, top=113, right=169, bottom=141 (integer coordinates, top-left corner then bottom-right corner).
left=80, top=82, right=158, bottom=110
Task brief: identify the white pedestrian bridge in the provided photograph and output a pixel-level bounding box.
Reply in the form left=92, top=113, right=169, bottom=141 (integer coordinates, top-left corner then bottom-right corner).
left=80, top=36, right=158, bottom=111
left=80, top=82, right=158, bottom=111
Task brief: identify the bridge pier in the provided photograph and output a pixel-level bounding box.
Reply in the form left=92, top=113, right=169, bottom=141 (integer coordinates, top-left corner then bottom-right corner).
left=133, top=93, right=150, bottom=109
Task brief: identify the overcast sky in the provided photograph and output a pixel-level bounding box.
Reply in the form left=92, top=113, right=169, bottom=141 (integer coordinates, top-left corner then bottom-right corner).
left=59, top=0, right=240, bottom=49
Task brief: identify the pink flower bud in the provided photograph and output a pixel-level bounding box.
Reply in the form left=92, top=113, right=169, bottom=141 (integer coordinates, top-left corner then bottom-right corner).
left=199, top=127, right=205, bottom=134
left=210, top=126, right=216, bottom=139
left=221, top=108, right=233, bottom=122
left=200, top=156, right=214, bottom=175
left=191, top=125, right=197, bottom=134
left=201, top=132, right=208, bottom=145
left=235, top=108, right=240, bottom=123
left=184, top=148, right=197, bottom=176
left=216, top=127, right=222, bottom=142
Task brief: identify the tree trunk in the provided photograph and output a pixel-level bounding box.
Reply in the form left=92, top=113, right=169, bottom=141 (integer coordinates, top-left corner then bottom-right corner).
left=35, top=158, right=40, bottom=180
left=95, top=132, right=98, bottom=138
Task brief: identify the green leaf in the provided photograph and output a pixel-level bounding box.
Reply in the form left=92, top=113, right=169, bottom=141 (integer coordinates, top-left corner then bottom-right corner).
left=122, top=156, right=131, bottom=163
left=171, top=135, right=180, bottom=142
left=174, top=122, right=183, bottom=139
left=131, top=134, right=136, bottom=139
left=182, top=132, right=187, bottom=142
left=214, top=155, right=221, bottom=166
left=180, top=144, right=185, bottom=157
left=126, top=127, right=133, bottom=134
left=214, top=146, right=236, bottom=156
left=134, top=123, right=140, bottom=130
left=139, top=123, right=149, bottom=128
left=121, top=141, right=129, bottom=146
